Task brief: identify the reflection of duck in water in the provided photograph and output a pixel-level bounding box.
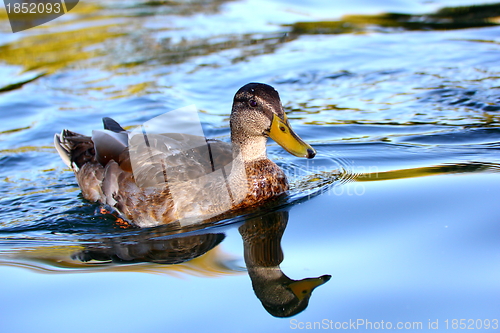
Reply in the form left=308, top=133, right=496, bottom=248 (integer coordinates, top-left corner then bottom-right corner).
left=72, top=230, right=225, bottom=265
left=54, top=83, right=316, bottom=227
left=239, top=210, right=331, bottom=317
left=30, top=208, right=328, bottom=317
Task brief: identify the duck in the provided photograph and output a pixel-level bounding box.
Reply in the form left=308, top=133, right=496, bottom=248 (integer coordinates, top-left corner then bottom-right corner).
left=54, top=83, right=316, bottom=228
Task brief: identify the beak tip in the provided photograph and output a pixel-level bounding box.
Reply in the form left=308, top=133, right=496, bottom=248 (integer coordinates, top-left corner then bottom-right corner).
left=306, top=148, right=316, bottom=159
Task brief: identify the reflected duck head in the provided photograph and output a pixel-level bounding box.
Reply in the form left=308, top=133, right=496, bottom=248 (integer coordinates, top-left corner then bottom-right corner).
left=239, top=210, right=330, bottom=317
left=258, top=273, right=332, bottom=318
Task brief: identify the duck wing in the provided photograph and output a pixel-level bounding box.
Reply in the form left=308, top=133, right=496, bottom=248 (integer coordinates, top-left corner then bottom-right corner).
left=55, top=117, right=237, bottom=227
left=127, top=132, right=233, bottom=188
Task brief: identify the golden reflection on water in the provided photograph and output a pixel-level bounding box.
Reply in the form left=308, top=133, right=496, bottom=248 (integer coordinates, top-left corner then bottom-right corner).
left=289, top=3, right=500, bottom=35
left=356, top=162, right=500, bottom=182
left=0, top=3, right=124, bottom=73
left=0, top=242, right=240, bottom=277
left=0, top=25, right=125, bottom=73
left=0, top=145, right=53, bottom=153
left=0, top=0, right=288, bottom=78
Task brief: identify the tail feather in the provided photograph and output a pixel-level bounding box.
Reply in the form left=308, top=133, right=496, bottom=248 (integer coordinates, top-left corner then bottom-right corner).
left=54, top=130, right=95, bottom=170
left=103, top=117, right=127, bottom=133
left=54, top=131, right=72, bottom=168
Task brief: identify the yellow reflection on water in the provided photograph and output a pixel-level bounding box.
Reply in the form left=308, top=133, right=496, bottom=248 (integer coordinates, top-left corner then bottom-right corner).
left=0, top=25, right=125, bottom=73
left=289, top=3, right=500, bottom=35
left=0, top=145, right=53, bottom=153
left=0, top=3, right=125, bottom=74
left=0, top=245, right=242, bottom=278
left=356, top=163, right=500, bottom=182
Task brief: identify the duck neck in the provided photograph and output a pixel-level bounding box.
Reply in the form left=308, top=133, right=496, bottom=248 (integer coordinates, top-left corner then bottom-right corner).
left=231, top=135, right=268, bottom=162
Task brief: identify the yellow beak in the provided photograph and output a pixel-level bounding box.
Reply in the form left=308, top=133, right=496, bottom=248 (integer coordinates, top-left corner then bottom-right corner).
left=288, top=275, right=331, bottom=300
left=269, top=114, right=316, bottom=159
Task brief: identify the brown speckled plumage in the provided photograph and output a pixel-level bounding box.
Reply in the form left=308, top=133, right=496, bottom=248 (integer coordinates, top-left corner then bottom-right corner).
left=239, top=159, right=288, bottom=207
left=54, top=83, right=315, bottom=227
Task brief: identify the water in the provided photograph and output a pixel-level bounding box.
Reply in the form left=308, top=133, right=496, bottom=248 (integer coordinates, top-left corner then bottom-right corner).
left=1, top=0, right=500, bottom=332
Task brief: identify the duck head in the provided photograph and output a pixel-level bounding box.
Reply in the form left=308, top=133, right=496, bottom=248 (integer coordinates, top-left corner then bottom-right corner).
left=230, top=83, right=316, bottom=160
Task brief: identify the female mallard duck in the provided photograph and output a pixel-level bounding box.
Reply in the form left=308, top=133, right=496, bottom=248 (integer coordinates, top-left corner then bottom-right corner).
left=55, top=83, right=315, bottom=227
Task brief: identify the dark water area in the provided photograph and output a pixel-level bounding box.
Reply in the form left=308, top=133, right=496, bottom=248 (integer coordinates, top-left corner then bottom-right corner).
left=0, top=0, right=500, bottom=332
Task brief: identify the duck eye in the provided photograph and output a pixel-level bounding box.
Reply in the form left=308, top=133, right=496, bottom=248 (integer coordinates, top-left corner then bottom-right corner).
left=280, top=126, right=286, bottom=132
left=249, top=99, right=258, bottom=107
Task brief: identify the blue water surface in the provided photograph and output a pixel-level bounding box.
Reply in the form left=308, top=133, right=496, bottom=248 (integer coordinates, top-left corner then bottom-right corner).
left=0, top=0, right=499, bottom=332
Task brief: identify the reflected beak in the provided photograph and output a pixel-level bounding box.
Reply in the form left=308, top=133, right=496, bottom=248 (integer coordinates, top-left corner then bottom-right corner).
left=288, top=275, right=331, bottom=300
left=269, top=114, right=316, bottom=159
